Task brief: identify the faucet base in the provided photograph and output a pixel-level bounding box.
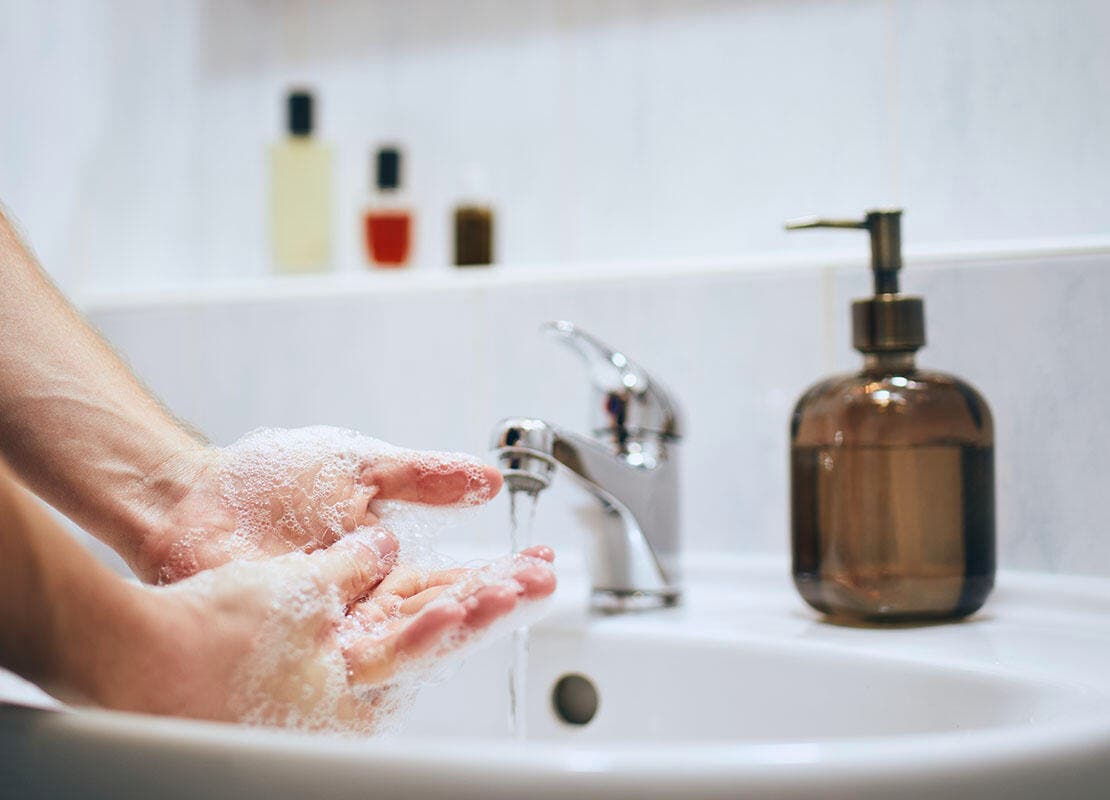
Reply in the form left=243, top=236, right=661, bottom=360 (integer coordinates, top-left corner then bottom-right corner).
left=591, top=588, right=681, bottom=615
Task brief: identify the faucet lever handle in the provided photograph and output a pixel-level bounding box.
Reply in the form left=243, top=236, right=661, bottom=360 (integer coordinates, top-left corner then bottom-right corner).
left=542, top=320, right=682, bottom=439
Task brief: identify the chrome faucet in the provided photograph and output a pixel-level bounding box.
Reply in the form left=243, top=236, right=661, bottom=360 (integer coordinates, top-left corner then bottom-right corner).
left=490, top=321, right=682, bottom=613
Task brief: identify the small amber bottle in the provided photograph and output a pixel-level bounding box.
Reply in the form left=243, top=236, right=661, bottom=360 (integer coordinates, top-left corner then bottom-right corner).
left=786, top=210, right=994, bottom=624
left=453, top=206, right=493, bottom=266
left=453, top=166, right=494, bottom=267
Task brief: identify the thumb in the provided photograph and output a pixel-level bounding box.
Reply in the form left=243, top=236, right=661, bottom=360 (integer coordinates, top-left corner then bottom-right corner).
left=308, top=528, right=399, bottom=603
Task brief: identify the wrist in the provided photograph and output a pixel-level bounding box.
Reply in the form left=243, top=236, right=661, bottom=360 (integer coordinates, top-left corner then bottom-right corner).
left=53, top=579, right=198, bottom=714
left=129, top=444, right=221, bottom=582
left=29, top=556, right=165, bottom=710
left=65, top=580, right=234, bottom=721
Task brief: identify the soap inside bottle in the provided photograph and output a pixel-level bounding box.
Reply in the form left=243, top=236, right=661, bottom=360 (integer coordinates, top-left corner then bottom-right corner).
left=791, top=351, right=995, bottom=623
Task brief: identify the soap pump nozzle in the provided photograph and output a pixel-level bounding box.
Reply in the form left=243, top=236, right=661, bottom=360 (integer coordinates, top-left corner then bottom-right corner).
left=785, top=208, right=924, bottom=354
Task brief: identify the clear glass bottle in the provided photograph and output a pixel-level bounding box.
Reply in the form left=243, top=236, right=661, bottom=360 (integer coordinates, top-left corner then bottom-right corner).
left=270, top=90, right=332, bottom=272
left=786, top=211, right=995, bottom=624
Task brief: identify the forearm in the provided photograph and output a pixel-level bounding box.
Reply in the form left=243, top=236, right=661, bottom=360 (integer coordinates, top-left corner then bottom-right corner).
left=0, top=210, right=206, bottom=567
left=0, top=460, right=148, bottom=705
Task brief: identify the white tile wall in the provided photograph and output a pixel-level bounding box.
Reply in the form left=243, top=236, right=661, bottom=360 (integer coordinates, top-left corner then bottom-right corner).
left=893, top=0, right=1110, bottom=244
left=89, top=246, right=1110, bottom=575
left=3, top=1, right=1109, bottom=295
left=0, top=0, right=202, bottom=291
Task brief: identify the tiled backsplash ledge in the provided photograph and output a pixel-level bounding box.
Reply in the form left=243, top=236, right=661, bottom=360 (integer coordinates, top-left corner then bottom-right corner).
left=76, top=235, right=1110, bottom=314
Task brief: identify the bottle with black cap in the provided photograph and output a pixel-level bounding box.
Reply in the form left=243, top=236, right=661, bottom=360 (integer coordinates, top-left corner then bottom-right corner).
left=363, top=146, right=412, bottom=268
left=270, top=89, right=332, bottom=272
left=785, top=209, right=995, bottom=624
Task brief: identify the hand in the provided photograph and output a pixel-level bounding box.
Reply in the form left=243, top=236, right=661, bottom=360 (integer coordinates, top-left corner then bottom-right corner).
left=135, top=428, right=504, bottom=584
left=90, top=530, right=555, bottom=733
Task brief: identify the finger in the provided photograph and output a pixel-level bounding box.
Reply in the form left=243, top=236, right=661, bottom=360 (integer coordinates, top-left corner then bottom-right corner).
left=520, top=545, right=555, bottom=563
left=348, top=598, right=391, bottom=627
left=462, top=585, right=518, bottom=629
left=373, top=566, right=426, bottom=598
left=421, top=549, right=551, bottom=591
left=513, top=565, right=557, bottom=600
left=339, top=489, right=379, bottom=533
left=347, top=602, right=467, bottom=685
left=421, top=567, right=471, bottom=588
left=399, top=585, right=450, bottom=615
left=372, top=562, right=497, bottom=599
left=414, top=552, right=553, bottom=598
left=309, top=529, right=399, bottom=603
left=360, top=455, right=502, bottom=506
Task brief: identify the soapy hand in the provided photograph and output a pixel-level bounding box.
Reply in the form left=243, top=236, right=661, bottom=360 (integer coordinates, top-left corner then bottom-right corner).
left=104, top=427, right=559, bottom=734
left=105, top=529, right=555, bottom=733
left=138, top=427, right=504, bottom=584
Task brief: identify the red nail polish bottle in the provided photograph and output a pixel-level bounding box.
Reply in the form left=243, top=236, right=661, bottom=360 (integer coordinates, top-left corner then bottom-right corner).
left=364, top=146, right=412, bottom=268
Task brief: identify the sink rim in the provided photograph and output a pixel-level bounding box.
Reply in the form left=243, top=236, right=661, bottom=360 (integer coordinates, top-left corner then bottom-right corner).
left=5, top=700, right=1110, bottom=776
left=4, top=555, right=1110, bottom=783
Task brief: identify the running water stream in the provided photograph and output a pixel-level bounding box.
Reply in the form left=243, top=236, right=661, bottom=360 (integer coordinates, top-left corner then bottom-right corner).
left=507, top=488, right=540, bottom=739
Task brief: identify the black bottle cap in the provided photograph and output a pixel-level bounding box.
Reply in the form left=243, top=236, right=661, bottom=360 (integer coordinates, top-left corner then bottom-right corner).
left=376, top=147, right=401, bottom=190
left=287, top=91, right=314, bottom=136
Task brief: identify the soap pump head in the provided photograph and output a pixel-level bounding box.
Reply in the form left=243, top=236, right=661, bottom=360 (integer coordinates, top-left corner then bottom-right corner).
left=785, top=209, right=925, bottom=353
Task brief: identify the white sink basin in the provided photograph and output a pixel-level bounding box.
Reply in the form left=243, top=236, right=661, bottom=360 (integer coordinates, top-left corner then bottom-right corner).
left=403, top=627, right=1071, bottom=744
left=5, top=555, right=1110, bottom=799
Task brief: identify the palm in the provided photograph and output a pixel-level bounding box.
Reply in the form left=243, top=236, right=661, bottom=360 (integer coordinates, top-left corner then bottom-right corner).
left=346, top=544, right=555, bottom=686
left=143, top=432, right=503, bottom=584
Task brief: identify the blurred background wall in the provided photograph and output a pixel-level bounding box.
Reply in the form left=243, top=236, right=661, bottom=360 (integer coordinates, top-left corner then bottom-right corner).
left=2, top=1, right=1109, bottom=575
left=1, top=0, right=1108, bottom=296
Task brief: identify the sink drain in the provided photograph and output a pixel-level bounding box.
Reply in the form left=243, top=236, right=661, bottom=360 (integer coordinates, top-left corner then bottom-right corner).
left=551, top=673, right=599, bottom=726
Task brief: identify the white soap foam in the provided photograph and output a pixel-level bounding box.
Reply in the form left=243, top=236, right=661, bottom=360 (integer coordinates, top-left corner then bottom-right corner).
left=175, top=426, right=553, bottom=736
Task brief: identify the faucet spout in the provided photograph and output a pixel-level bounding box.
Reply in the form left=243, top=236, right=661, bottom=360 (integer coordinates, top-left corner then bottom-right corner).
left=492, top=417, right=557, bottom=494
left=492, top=417, right=681, bottom=612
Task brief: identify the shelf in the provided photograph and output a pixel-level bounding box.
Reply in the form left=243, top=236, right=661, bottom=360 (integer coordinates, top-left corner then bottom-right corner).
left=76, top=235, right=1110, bottom=314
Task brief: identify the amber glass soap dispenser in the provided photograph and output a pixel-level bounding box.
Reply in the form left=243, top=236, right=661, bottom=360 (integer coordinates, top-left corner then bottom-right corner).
left=786, top=210, right=994, bottom=624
